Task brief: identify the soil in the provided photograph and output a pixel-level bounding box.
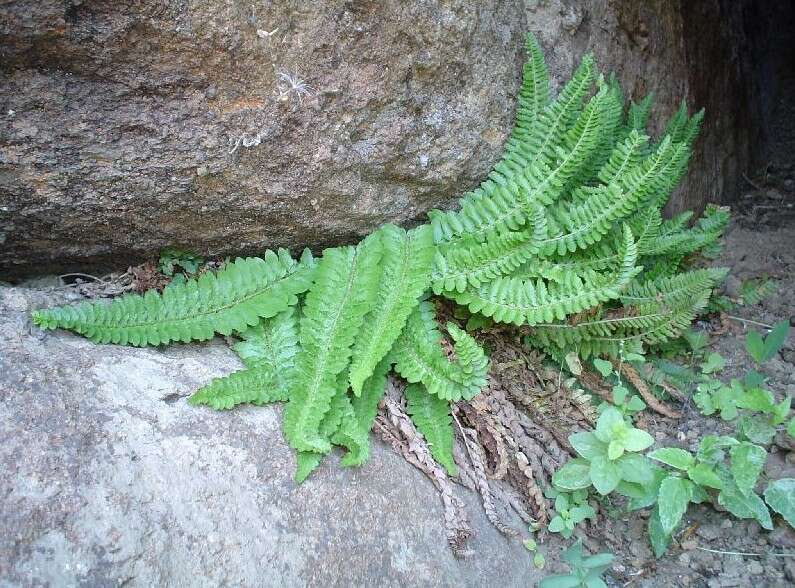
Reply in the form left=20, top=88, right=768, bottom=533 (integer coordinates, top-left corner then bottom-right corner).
left=521, top=207, right=795, bottom=587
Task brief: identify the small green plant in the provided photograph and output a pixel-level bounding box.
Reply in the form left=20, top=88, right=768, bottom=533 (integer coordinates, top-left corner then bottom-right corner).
left=597, top=384, right=646, bottom=420
left=628, top=435, right=774, bottom=556
left=158, top=247, right=204, bottom=276
left=745, top=319, right=790, bottom=364
left=544, top=487, right=596, bottom=538
left=552, top=406, right=654, bottom=495
left=539, top=539, right=614, bottom=588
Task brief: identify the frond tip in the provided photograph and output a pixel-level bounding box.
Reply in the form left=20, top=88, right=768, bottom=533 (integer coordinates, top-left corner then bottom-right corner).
left=405, top=383, right=457, bottom=476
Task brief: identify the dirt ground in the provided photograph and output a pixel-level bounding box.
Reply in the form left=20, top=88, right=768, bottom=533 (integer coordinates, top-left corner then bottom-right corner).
left=534, top=211, right=795, bottom=588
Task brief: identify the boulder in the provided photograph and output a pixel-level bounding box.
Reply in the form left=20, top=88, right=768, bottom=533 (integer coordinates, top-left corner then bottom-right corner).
left=0, top=285, right=539, bottom=586
left=1, top=1, right=749, bottom=275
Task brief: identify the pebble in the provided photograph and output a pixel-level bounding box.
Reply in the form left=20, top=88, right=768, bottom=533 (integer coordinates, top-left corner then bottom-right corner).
left=720, top=519, right=733, bottom=529
left=681, top=540, right=697, bottom=550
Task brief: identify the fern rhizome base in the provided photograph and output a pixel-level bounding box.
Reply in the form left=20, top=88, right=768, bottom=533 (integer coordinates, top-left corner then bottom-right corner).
left=31, top=34, right=728, bottom=552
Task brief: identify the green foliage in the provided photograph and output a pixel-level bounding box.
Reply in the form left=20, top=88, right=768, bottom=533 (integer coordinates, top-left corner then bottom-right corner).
left=158, top=247, right=204, bottom=276
left=745, top=319, right=791, bottom=364
left=32, top=251, right=314, bottom=346
left=552, top=407, right=654, bottom=495
left=283, top=237, right=384, bottom=454
left=391, top=301, right=489, bottom=401
left=30, top=33, right=732, bottom=489
left=404, top=383, right=457, bottom=475
left=544, top=488, right=595, bottom=539
left=188, top=364, right=286, bottom=410
left=348, top=224, right=435, bottom=396
left=765, top=478, right=795, bottom=527
left=539, top=539, right=614, bottom=588
left=639, top=435, right=775, bottom=556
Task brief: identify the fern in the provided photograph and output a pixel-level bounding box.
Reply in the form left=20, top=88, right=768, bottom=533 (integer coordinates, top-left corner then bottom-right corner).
left=282, top=236, right=383, bottom=453
left=404, top=383, right=457, bottom=476
left=428, top=55, right=600, bottom=243
left=29, top=32, right=731, bottom=488
left=392, top=301, right=489, bottom=401
left=450, top=225, right=639, bottom=326
left=31, top=251, right=313, bottom=346
left=339, top=356, right=391, bottom=467
left=188, top=364, right=286, bottom=410
left=232, top=306, right=300, bottom=396
left=348, top=224, right=435, bottom=396
left=431, top=202, right=547, bottom=294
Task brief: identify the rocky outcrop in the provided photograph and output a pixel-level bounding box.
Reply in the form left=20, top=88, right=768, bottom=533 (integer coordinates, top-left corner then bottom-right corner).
left=1, top=1, right=750, bottom=275
left=0, top=285, right=538, bottom=586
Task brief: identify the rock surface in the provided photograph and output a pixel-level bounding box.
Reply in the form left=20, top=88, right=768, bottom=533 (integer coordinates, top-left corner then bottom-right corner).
left=1, top=1, right=750, bottom=275
left=0, top=285, right=539, bottom=587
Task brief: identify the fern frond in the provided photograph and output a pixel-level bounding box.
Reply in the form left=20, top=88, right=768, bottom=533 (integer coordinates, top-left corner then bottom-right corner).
left=31, top=251, right=313, bottom=346
left=282, top=235, right=383, bottom=454
left=392, top=302, right=489, bottom=401
left=340, top=356, right=391, bottom=467
left=579, top=80, right=626, bottom=182
left=625, top=94, right=653, bottom=133
left=294, top=371, right=353, bottom=482
left=233, top=306, right=300, bottom=398
left=621, top=267, right=728, bottom=307
left=662, top=100, right=689, bottom=143
left=429, top=56, right=600, bottom=244
left=405, top=383, right=457, bottom=476
left=538, top=137, right=686, bottom=257
left=510, top=32, right=551, bottom=145
left=431, top=202, right=547, bottom=294
left=643, top=205, right=729, bottom=258
left=188, top=364, right=285, bottom=410
left=348, top=224, right=435, bottom=396
left=529, top=269, right=720, bottom=358
left=596, top=130, right=649, bottom=185
left=450, top=225, right=639, bottom=326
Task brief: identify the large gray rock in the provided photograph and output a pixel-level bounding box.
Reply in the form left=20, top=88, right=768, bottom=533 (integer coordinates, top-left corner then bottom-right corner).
left=0, top=286, right=539, bottom=587
left=0, top=1, right=750, bottom=276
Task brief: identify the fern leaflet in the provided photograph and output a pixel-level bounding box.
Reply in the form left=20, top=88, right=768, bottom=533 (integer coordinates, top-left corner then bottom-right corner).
left=404, top=383, right=457, bottom=476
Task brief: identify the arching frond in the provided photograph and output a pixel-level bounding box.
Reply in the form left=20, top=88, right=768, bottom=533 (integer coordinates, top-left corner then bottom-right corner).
left=31, top=251, right=313, bottom=346
left=348, top=224, right=435, bottom=396
left=283, top=235, right=383, bottom=454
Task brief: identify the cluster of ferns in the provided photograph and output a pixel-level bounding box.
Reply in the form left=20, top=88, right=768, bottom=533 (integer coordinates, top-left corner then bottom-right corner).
left=32, top=34, right=728, bottom=482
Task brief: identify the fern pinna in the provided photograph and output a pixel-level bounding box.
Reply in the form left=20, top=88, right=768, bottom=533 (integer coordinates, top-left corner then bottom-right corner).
left=31, top=33, right=727, bottom=482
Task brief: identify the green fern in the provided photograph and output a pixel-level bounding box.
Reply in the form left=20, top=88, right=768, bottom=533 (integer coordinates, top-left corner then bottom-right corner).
left=450, top=225, right=639, bottom=326
left=339, top=356, right=391, bottom=467
left=431, top=202, right=547, bottom=294
left=392, top=301, right=489, bottom=401
left=404, top=383, right=457, bottom=476
left=348, top=224, right=435, bottom=396
left=232, top=306, right=300, bottom=396
left=29, top=32, right=731, bottom=487
left=188, top=364, right=286, bottom=410
left=282, top=236, right=383, bottom=454
left=31, top=251, right=313, bottom=346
